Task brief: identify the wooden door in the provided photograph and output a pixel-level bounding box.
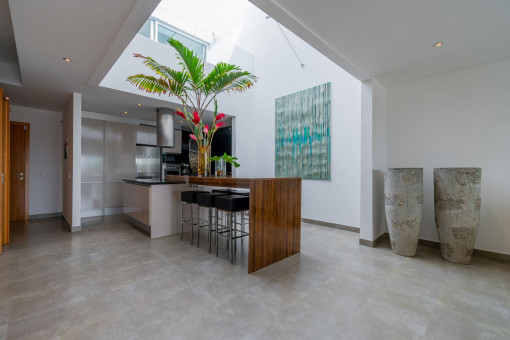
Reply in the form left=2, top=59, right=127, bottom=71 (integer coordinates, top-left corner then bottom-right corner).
left=10, top=122, right=29, bottom=221
left=1, top=90, right=10, bottom=250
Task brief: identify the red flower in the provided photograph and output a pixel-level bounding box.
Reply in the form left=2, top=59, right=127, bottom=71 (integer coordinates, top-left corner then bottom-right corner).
left=203, top=125, right=209, bottom=134
left=189, top=134, right=197, bottom=141
left=175, top=110, right=186, bottom=120
left=215, top=113, right=226, bottom=121
left=215, top=121, right=225, bottom=129
left=192, top=111, right=200, bottom=125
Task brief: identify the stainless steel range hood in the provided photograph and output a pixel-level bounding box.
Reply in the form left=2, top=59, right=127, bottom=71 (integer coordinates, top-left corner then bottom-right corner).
left=156, top=108, right=175, bottom=147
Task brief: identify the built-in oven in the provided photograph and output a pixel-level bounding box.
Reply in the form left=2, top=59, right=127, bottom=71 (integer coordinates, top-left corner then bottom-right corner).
left=164, top=163, right=181, bottom=177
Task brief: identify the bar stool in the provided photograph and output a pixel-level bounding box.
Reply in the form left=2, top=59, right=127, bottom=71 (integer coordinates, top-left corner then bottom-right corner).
left=180, top=190, right=207, bottom=244
left=195, top=192, right=229, bottom=253
left=215, top=195, right=250, bottom=264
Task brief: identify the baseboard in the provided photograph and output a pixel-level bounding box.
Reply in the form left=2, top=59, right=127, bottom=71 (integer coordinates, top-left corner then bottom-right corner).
left=360, top=232, right=510, bottom=262
left=29, top=212, right=62, bottom=220
left=81, top=213, right=126, bottom=226
left=125, top=215, right=151, bottom=236
left=62, top=218, right=81, bottom=232
left=302, top=218, right=360, bottom=233
left=359, top=233, right=388, bottom=247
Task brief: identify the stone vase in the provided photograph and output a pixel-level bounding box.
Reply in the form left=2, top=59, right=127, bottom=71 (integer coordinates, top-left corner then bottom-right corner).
left=434, top=168, right=482, bottom=264
left=384, top=168, right=423, bottom=257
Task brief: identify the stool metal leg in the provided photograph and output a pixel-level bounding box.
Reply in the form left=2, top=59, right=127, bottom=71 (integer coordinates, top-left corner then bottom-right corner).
left=208, top=207, right=213, bottom=253
left=216, top=210, right=220, bottom=257
left=197, top=205, right=200, bottom=248
left=190, top=203, right=194, bottom=245
left=241, top=211, right=244, bottom=246
left=180, top=202, right=184, bottom=241
left=229, top=212, right=234, bottom=264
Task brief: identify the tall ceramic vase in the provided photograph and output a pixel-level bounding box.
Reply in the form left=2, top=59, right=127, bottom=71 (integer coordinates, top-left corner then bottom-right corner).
left=434, top=168, right=481, bottom=264
left=384, top=168, right=423, bottom=257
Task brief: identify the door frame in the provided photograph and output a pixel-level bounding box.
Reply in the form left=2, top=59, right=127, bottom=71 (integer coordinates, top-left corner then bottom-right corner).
left=10, top=121, right=30, bottom=220
left=1, top=89, right=10, bottom=249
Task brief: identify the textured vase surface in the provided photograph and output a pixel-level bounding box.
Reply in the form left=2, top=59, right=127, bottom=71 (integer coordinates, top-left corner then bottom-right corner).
left=384, top=168, right=423, bottom=257
left=434, top=168, right=481, bottom=264
left=189, top=141, right=198, bottom=174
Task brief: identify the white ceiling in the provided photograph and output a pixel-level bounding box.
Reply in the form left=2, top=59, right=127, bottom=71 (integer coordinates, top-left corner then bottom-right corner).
left=1, top=0, right=509, bottom=118
left=249, top=0, right=510, bottom=86
left=0, top=0, right=161, bottom=117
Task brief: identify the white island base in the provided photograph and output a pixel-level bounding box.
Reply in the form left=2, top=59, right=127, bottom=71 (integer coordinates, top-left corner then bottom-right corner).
left=123, top=181, right=197, bottom=238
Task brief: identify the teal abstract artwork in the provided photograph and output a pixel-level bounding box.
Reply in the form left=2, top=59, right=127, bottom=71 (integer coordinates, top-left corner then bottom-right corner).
left=275, top=82, right=331, bottom=180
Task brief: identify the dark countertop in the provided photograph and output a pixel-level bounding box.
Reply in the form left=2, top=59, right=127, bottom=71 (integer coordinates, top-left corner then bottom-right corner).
left=123, top=179, right=183, bottom=186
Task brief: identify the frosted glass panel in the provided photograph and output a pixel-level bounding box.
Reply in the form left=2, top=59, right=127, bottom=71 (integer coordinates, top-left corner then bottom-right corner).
left=105, top=121, right=136, bottom=182
left=81, top=118, right=104, bottom=182
left=81, top=183, right=103, bottom=214
left=104, top=182, right=124, bottom=208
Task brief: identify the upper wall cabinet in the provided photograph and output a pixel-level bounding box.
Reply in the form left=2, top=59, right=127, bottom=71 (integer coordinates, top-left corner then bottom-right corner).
left=136, top=125, right=156, bottom=146
left=137, top=125, right=182, bottom=153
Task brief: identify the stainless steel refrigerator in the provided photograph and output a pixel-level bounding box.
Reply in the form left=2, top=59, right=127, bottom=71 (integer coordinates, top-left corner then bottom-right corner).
left=136, top=146, right=161, bottom=179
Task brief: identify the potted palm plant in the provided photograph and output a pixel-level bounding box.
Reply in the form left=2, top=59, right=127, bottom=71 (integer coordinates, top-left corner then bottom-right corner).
left=127, top=38, right=257, bottom=175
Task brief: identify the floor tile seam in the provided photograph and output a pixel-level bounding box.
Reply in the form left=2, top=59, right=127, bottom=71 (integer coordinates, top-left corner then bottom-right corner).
left=13, top=257, right=96, bottom=280
left=435, top=295, right=510, bottom=325
left=430, top=303, right=510, bottom=333
left=7, top=289, right=112, bottom=328
left=105, top=267, right=182, bottom=294
left=10, top=262, right=101, bottom=287
left=93, top=254, right=164, bottom=274
left=8, top=271, right=108, bottom=305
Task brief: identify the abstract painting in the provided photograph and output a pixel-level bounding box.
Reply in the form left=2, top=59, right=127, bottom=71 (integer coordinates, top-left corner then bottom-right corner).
left=275, top=82, right=331, bottom=180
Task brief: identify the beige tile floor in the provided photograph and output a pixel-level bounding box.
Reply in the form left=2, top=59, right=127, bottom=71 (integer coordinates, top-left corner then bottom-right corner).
left=0, top=216, right=509, bottom=340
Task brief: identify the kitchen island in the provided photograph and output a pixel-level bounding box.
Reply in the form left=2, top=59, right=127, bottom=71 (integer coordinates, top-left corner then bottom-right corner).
left=165, top=175, right=302, bottom=273
left=123, top=179, right=193, bottom=238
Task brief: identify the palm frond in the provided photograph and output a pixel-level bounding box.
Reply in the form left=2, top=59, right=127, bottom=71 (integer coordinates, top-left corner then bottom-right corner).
left=167, top=38, right=204, bottom=89
left=209, top=70, right=258, bottom=94
left=126, top=74, right=170, bottom=95
left=161, top=67, right=190, bottom=97
left=203, top=62, right=240, bottom=94
left=133, top=54, right=175, bottom=80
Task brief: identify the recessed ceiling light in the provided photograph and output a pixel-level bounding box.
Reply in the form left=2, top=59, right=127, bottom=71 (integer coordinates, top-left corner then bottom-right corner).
left=137, top=103, right=141, bottom=106
left=62, top=57, right=72, bottom=62
left=433, top=42, right=443, bottom=47
left=124, top=111, right=127, bottom=114
left=5, top=97, right=10, bottom=100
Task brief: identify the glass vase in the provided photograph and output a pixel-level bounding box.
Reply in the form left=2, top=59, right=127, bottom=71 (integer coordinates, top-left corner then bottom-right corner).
left=198, top=141, right=211, bottom=176
left=215, top=159, right=226, bottom=177
left=189, top=141, right=199, bottom=175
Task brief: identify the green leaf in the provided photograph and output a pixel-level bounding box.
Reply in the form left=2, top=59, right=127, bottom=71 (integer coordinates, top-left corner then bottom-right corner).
left=126, top=74, right=170, bottom=94
left=167, top=38, right=205, bottom=90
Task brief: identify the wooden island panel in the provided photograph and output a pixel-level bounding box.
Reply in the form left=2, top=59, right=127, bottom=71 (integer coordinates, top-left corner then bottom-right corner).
left=165, top=175, right=302, bottom=273
left=249, top=178, right=301, bottom=273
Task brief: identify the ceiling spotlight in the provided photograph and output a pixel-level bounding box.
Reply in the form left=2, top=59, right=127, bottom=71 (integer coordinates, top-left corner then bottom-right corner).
left=137, top=103, right=141, bottom=106
left=62, top=57, right=72, bottom=62
left=5, top=97, right=10, bottom=100
left=433, top=42, right=443, bottom=47
left=124, top=111, right=127, bottom=114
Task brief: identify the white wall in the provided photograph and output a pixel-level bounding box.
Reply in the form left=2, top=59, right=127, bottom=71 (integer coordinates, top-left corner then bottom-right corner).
left=10, top=106, right=62, bottom=215
left=217, top=7, right=361, bottom=227
left=360, top=79, right=387, bottom=241
left=62, top=93, right=82, bottom=229
left=386, top=58, right=510, bottom=255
